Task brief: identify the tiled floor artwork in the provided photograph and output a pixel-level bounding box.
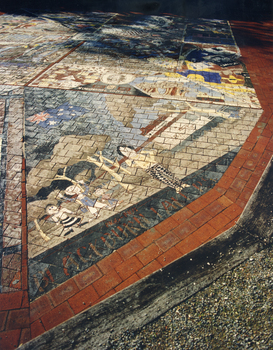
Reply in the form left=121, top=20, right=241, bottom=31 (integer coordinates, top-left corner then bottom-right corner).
left=0, top=10, right=270, bottom=347
left=25, top=87, right=261, bottom=301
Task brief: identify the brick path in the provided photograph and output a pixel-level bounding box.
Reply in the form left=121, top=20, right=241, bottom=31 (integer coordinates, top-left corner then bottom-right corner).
left=0, top=13, right=272, bottom=349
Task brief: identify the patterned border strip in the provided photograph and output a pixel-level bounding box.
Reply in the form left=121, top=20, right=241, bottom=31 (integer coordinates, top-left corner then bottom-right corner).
left=0, top=89, right=31, bottom=346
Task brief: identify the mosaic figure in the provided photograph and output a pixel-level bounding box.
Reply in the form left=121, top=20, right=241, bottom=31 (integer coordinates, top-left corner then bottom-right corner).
left=57, top=181, right=108, bottom=218
left=87, top=152, right=134, bottom=192
left=117, top=146, right=189, bottom=193
left=44, top=204, right=83, bottom=236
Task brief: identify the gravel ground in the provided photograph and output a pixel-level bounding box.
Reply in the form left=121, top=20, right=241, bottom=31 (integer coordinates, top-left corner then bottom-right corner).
left=106, top=245, right=273, bottom=350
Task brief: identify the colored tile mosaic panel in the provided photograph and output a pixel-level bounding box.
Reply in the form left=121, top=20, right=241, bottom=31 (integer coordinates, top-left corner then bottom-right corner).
left=1, top=13, right=271, bottom=350
left=27, top=15, right=260, bottom=109
left=23, top=87, right=262, bottom=300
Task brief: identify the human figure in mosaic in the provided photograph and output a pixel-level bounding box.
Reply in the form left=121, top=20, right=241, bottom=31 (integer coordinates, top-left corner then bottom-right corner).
left=117, top=145, right=189, bottom=193
left=55, top=168, right=113, bottom=218
left=45, top=204, right=83, bottom=236
left=57, top=182, right=109, bottom=218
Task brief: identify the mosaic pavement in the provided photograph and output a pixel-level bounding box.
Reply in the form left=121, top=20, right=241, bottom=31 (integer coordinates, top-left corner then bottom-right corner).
left=0, top=11, right=272, bottom=349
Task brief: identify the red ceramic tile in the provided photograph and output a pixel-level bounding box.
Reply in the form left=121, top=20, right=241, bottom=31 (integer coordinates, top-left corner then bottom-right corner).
left=231, top=156, right=246, bottom=168
left=237, top=168, right=252, bottom=181
left=248, top=151, right=262, bottom=163
left=217, top=195, right=234, bottom=208
left=199, top=188, right=222, bottom=205
left=0, top=311, right=7, bottom=332
left=175, top=234, right=202, bottom=256
left=223, top=165, right=240, bottom=178
left=191, top=223, right=216, bottom=244
left=30, top=295, right=53, bottom=324
left=257, top=157, right=270, bottom=169
left=262, top=150, right=273, bottom=160
left=73, top=264, right=102, bottom=289
left=266, top=138, right=273, bottom=151
left=0, top=329, right=21, bottom=350
left=93, top=270, right=123, bottom=297
left=172, top=220, right=196, bottom=240
left=6, top=308, right=29, bottom=330
left=171, top=207, right=194, bottom=224
left=115, top=256, right=143, bottom=281
left=137, top=260, right=162, bottom=279
left=136, top=243, right=162, bottom=265
left=97, top=252, right=124, bottom=275
left=225, top=188, right=241, bottom=202
left=40, top=302, right=74, bottom=331
left=21, top=291, right=29, bottom=309
left=246, top=174, right=260, bottom=189
left=68, top=285, right=100, bottom=314
left=156, top=231, right=180, bottom=252
left=254, top=136, right=270, bottom=153
left=48, top=279, right=79, bottom=307
left=19, top=328, right=31, bottom=345
left=224, top=217, right=240, bottom=230
left=239, top=187, right=253, bottom=202
left=0, top=291, right=23, bottom=311
left=189, top=210, right=212, bottom=228
left=117, top=239, right=143, bottom=261
left=237, top=148, right=251, bottom=159
left=223, top=203, right=243, bottom=221
left=208, top=213, right=231, bottom=231
left=242, top=141, right=255, bottom=151
left=156, top=246, right=181, bottom=267
left=187, top=197, right=208, bottom=213
left=30, top=319, right=46, bottom=339
left=136, top=227, right=162, bottom=247
left=253, top=166, right=265, bottom=178
left=262, top=127, right=273, bottom=138
left=115, top=274, right=140, bottom=292
left=216, top=175, right=234, bottom=190
left=243, top=158, right=259, bottom=170
left=154, top=217, right=179, bottom=235
left=230, top=177, right=247, bottom=193
left=236, top=198, right=248, bottom=209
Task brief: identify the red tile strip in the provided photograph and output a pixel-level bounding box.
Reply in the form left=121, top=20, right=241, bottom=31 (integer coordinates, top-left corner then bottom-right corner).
left=0, top=157, right=30, bottom=349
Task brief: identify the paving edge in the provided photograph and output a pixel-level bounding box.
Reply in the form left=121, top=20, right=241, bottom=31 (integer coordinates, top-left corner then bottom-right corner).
left=19, top=156, right=273, bottom=350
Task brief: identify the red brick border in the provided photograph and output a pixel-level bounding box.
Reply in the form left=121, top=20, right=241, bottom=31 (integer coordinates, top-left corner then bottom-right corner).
left=0, top=158, right=30, bottom=349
